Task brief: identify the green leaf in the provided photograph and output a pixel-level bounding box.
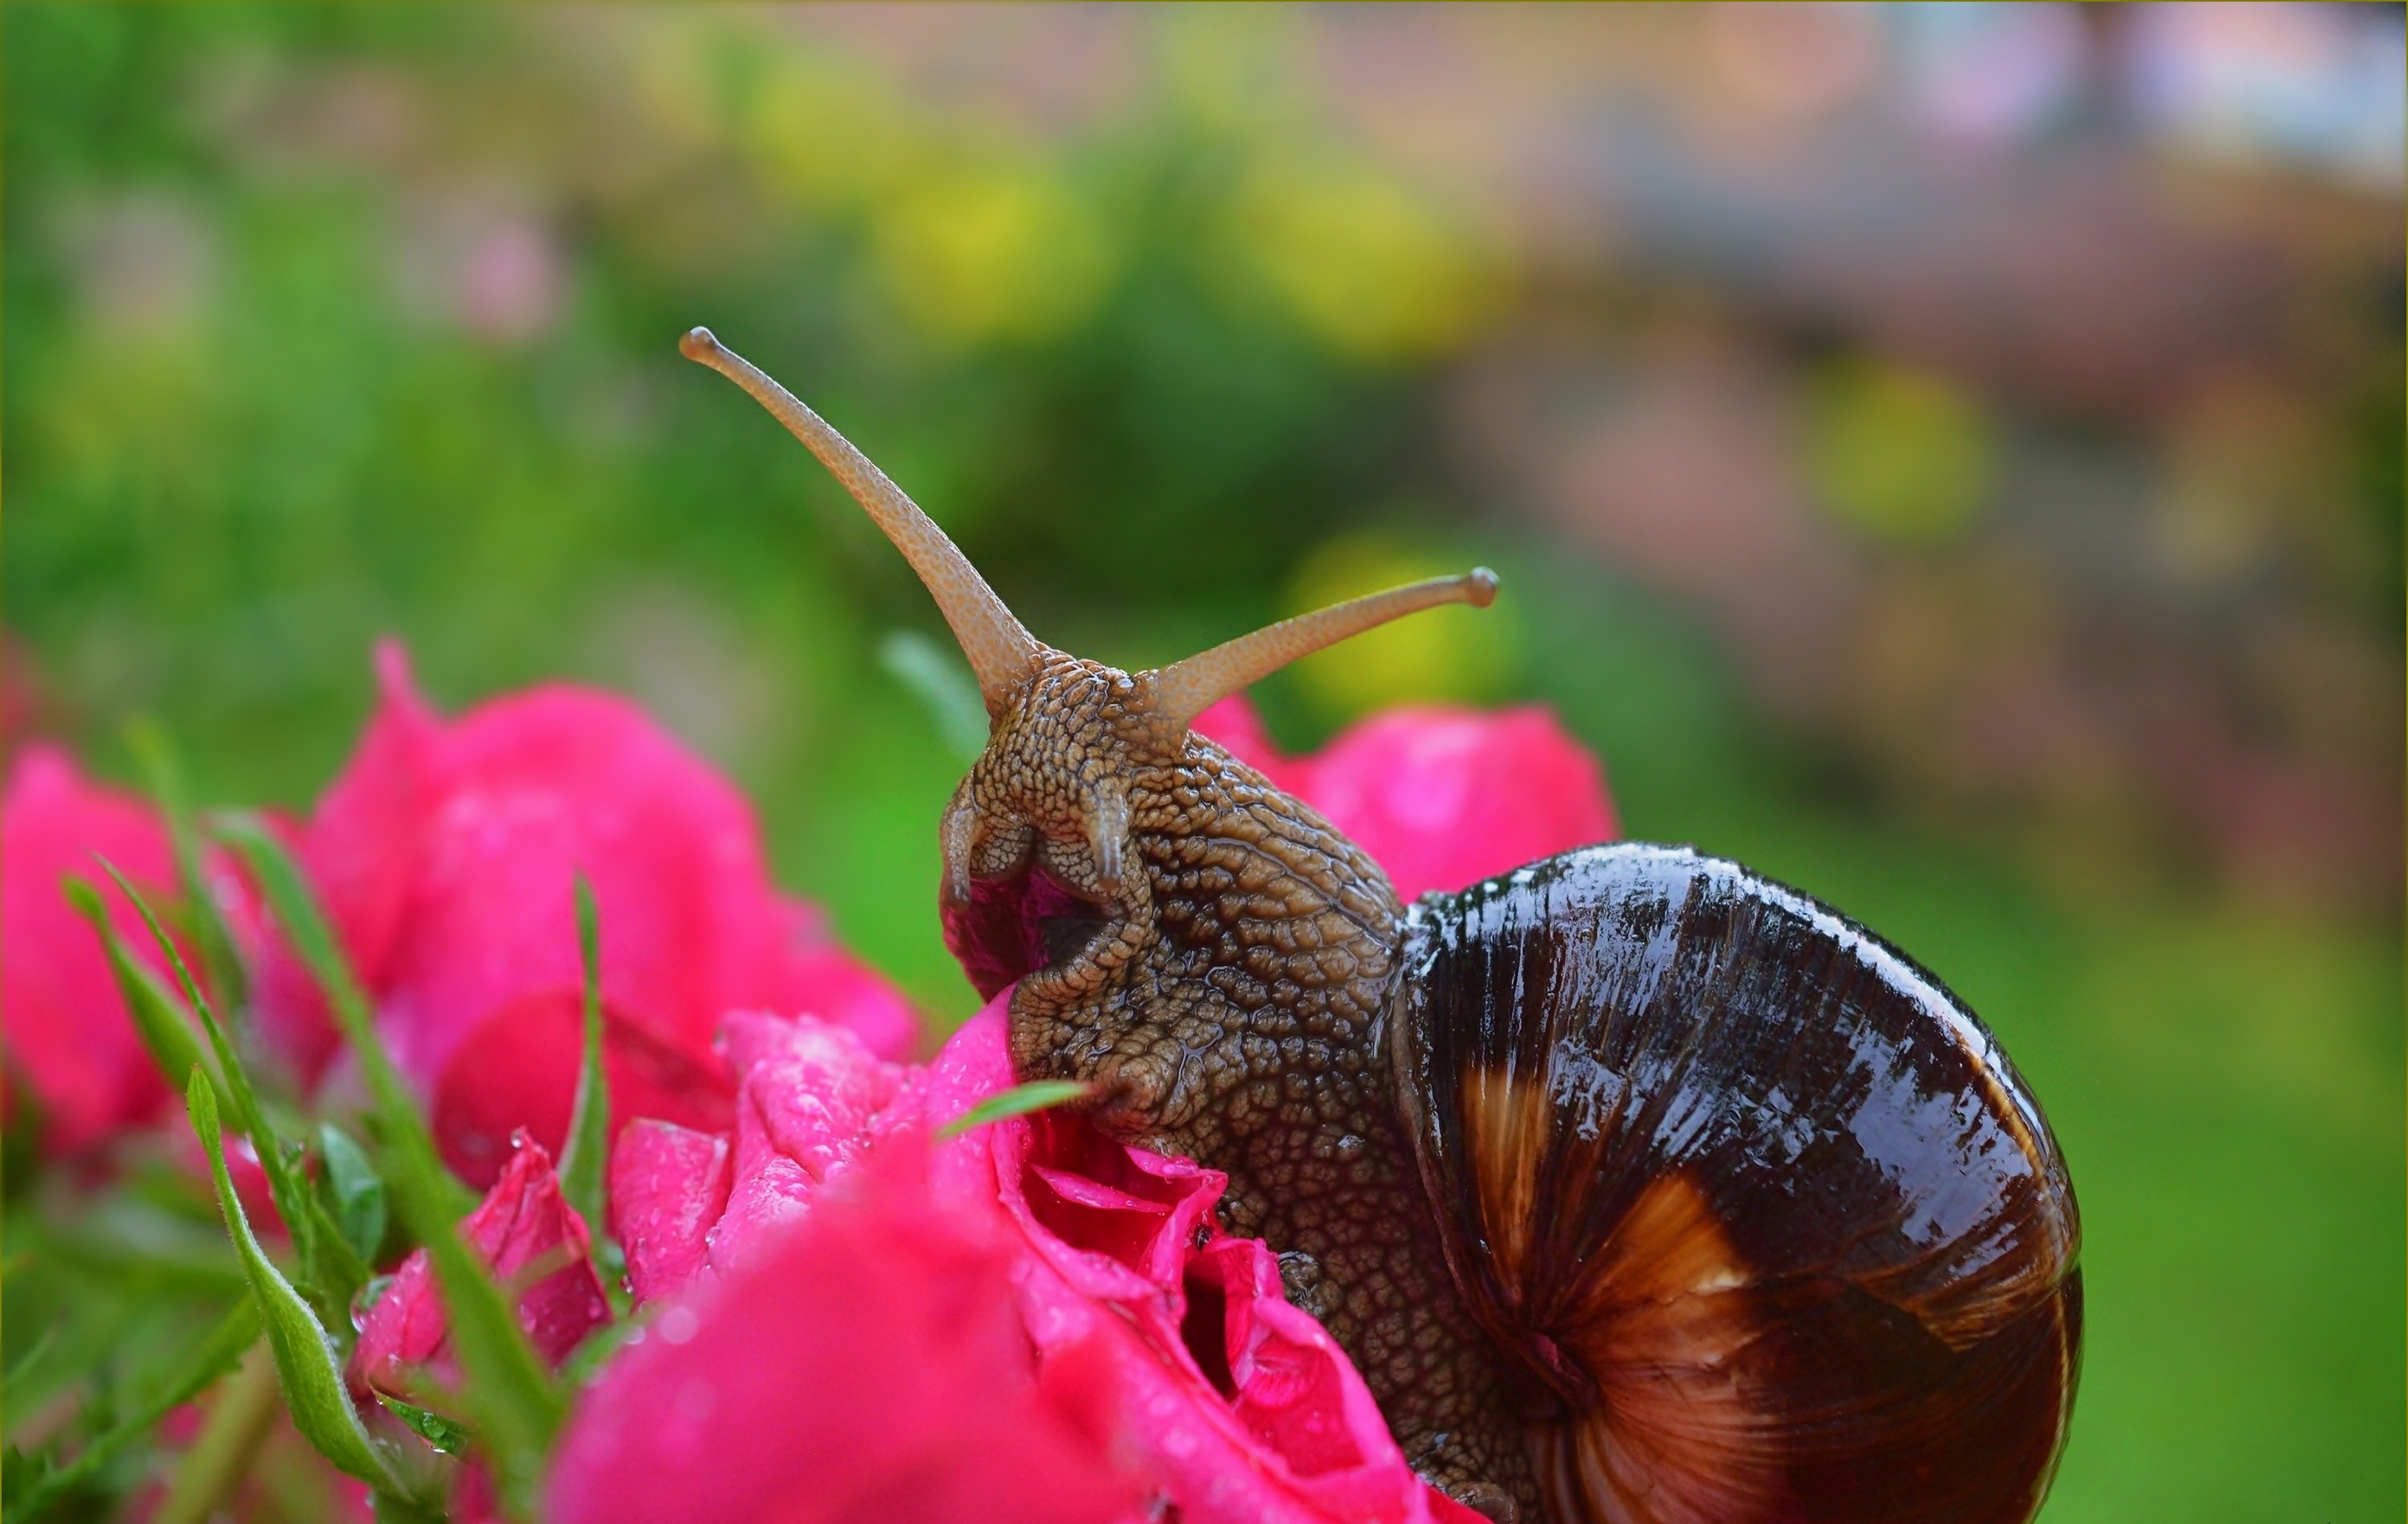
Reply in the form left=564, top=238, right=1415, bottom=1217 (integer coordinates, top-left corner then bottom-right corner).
left=937, top=1079, right=1093, bottom=1138
left=374, top=1393, right=474, bottom=1457
left=4, top=1445, right=55, bottom=1507
left=214, top=817, right=565, bottom=1516
left=124, top=717, right=247, bottom=1017
left=183, top=1071, right=400, bottom=1494
left=94, top=857, right=348, bottom=1324
left=319, top=1123, right=389, bottom=1264
left=300, top=1195, right=373, bottom=1325
left=878, top=628, right=989, bottom=764
left=3, top=1300, right=262, bottom=1524
left=63, top=877, right=221, bottom=1118
left=556, top=875, right=609, bottom=1239
left=3, top=1320, right=63, bottom=1391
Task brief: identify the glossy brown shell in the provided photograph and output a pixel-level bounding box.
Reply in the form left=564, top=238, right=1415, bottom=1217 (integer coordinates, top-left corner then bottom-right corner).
left=1392, top=844, right=2081, bottom=1524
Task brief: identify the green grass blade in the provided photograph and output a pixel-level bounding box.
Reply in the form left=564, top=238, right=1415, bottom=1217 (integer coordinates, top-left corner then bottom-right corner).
left=88, top=862, right=261, bottom=1138
left=877, top=629, right=990, bottom=764
left=184, top=1071, right=399, bottom=1494
left=214, top=815, right=565, bottom=1516
left=936, top=1079, right=1094, bottom=1138
left=123, top=717, right=246, bottom=1017
left=5, top=1300, right=264, bottom=1524
left=63, top=876, right=223, bottom=1118
left=93, top=857, right=333, bottom=1308
left=298, top=1192, right=373, bottom=1323
left=556, top=876, right=609, bottom=1238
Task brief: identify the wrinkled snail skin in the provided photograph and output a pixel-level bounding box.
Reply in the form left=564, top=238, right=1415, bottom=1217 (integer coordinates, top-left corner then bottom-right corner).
left=940, top=653, right=1544, bottom=1510
left=679, top=333, right=2083, bottom=1524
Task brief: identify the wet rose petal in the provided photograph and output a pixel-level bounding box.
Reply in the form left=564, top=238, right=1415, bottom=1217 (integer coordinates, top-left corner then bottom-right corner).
left=921, top=1008, right=1474, bottom=1524
left=609, top=1120, right=732, bottom=1306
left=548, top=1146, right=1142, bottom=1524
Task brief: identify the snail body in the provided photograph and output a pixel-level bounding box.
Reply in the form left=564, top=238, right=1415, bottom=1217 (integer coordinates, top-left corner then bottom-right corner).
left=682, top=329, right=2083, bottom=1523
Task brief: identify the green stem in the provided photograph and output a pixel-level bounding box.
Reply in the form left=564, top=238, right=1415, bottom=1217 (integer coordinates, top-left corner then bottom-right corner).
left=152, top=1337, right=282, bottom=1524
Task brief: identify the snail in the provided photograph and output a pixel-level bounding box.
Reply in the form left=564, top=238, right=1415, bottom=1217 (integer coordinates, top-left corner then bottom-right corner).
left=680, top=328, right=2083, bottom=1524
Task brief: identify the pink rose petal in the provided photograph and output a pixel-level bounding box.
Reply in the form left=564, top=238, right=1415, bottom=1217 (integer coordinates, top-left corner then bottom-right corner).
left=609, top=1120, right=731, bottom=1306
left=549, top=1146, right=1142, bottom=1524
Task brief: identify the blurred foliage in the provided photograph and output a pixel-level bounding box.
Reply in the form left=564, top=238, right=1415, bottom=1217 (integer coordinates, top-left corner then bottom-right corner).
left=3, top=6, right=2400, bottom=1522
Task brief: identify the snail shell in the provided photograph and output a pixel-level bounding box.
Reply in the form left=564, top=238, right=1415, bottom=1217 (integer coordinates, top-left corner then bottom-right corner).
left=1392, top=844, right=2082, bottom=1524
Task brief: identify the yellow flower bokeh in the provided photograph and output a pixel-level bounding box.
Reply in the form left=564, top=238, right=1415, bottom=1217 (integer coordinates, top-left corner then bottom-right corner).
left=1804, top=357, right=1995, bottom=548
left=870, top=163, right=1117, bottom=348
left=1225, top=156, right=1497, bottom=365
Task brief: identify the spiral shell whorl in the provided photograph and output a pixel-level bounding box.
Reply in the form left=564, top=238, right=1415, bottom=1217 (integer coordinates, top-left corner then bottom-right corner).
left=1394, top=845, right=2082, bottom=1524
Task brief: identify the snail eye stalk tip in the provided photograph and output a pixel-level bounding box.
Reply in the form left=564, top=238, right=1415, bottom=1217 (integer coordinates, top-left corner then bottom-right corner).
left=1141, top=568, right=1502, bottom=739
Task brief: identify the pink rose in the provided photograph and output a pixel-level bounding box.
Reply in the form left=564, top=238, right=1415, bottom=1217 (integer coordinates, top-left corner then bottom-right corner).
left=2, top=745, right=180, bottom=1150
left=261, top=644, right=916, bottom=1185
left=1194, top=694, right=1617, bottom=900
left=350, top=1133, right=610, bottom=1397
left=590, top=997, right=1481, bottom=1524
left=550, top=1143, right=1143, bottom=1524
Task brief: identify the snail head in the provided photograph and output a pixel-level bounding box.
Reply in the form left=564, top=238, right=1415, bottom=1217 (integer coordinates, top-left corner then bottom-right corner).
left=681, top=329, right=1495, bottom=1107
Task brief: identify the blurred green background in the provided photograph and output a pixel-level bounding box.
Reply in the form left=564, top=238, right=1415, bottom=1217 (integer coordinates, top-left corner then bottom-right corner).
left=5, top=4, right=2400, bottom=1518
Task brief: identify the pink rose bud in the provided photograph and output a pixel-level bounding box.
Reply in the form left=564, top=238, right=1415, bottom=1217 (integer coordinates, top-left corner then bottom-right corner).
left=351, top=1133, right=610, bottom=1394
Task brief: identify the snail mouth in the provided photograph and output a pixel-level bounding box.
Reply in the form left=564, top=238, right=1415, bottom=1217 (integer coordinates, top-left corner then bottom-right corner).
left=1038, top=899, right=1113, bottom=971
left=941, top=861, right=1127, bottom=1004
